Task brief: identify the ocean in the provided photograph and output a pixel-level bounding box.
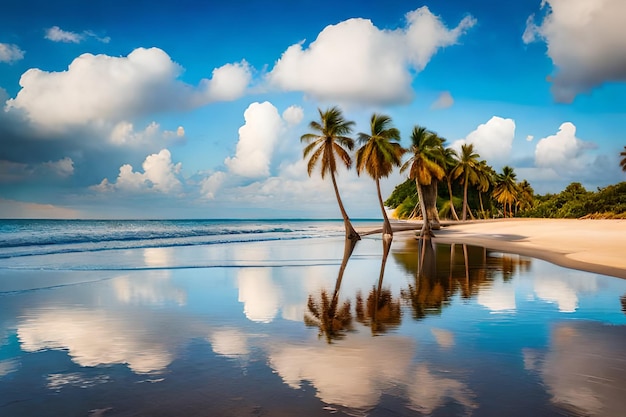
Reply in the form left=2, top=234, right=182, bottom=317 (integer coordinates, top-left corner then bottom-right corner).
left=0, top=218, right=625, bottom=416
left=0, top=219, right=363, bottom=259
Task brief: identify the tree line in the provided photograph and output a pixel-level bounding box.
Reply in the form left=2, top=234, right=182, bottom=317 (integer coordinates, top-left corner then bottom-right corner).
left=301, top=107, right=626, bottom=241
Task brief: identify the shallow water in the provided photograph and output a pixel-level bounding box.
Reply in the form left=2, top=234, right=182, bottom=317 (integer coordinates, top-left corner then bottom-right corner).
left=1, top=232, right=625, bottom=416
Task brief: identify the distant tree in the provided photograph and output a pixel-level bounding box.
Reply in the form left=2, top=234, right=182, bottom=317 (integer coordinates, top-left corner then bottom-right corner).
left=517, top=180, right=535, bottom=212
left=436, top=143, right=460, bottom=221
left=493, top=166, right=519, bottom=217
left=450, top=144, right=481, bottom=221
left=301, top=106, right=360, bottom=244
left=401, top=126, right=445, bottom=237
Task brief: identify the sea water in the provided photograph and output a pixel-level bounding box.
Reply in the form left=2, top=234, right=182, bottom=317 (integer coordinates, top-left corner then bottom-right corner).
left=0, top=219, right=624, bottom=416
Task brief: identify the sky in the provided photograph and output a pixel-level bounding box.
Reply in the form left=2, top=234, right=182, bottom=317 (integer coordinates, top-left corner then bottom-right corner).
left=1, top=0, right=625, bottom=219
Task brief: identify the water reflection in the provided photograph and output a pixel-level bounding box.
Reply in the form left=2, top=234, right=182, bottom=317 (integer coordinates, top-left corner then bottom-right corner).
left=304, top=238, right=355, bottom=342
left=524, top=321, right=626, bottom=417
left=396, top=239, right=532, bottom=319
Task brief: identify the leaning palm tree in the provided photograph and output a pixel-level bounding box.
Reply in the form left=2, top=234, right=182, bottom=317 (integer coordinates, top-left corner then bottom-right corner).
left=356, top=113, right=404, bottom=239
left=450, top=144, right=481, bottom=221
left=400, top=126, right=445, bottom=237
left=620, top=146, right=626, bottom=172
left=493, top=166, right=519, bottom=218
left=301, top=106, right=360, bottom=245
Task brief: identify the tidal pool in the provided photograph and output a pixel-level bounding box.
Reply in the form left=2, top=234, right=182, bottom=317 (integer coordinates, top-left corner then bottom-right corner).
left=0, top=236, right=624, bottom=416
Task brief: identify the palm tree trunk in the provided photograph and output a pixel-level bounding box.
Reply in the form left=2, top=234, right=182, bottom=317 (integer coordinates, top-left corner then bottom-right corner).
left=330, top=236, right=356, bottom=317
left=375, top=179, right=393, bottom=302
left=423, top=182, right=441, bottom=230
left=330, top=170, right=360, bottom=244
left=447, top=177, right=459, bottom=221
left=416, top=181, right=431, bottom=238
left=479, top=192, right=485, bottom=219
left=462, top=173, right=469, bottom=221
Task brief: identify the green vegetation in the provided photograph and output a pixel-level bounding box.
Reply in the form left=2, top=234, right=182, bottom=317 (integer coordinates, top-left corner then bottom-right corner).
left=303, top=106, right=626, bottom=222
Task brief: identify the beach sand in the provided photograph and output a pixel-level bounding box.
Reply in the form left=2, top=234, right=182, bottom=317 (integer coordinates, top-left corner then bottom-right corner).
left=387, top=218, right=626, bottom=279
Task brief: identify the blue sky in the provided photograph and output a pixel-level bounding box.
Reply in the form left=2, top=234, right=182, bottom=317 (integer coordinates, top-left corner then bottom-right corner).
left=1, top=0, right=625, bottom=219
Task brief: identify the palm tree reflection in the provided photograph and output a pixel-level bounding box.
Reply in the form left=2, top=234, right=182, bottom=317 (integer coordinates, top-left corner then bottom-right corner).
left=304, top=238, right=357, bottom=342
left=396, top=238, right=531, bottom=320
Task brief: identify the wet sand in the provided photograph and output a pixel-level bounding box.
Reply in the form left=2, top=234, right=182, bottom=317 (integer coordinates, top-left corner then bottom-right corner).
left=384, top=219, right=626, bottom=279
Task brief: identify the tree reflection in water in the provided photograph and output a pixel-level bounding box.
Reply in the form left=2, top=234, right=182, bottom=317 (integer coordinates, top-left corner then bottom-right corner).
left=395, top=237, right=532, bottom=320
left=304, top=237, right=357, bottom=342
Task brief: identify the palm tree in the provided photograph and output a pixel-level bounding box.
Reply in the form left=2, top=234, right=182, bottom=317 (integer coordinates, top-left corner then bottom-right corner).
left=436, top=144, right=460, bottom=221
left=401, top=126, right=445, bottom=237
left=356, top=113, right=404, bottom=284
left=356, top=114, right=404, bottom=236
left=476, top=161, right=495, bottom=219
left=301, top=106, right=360, bottom=245
left=517, top=180, right=535, bottom=213
left=620, top=146, right=626, bottom=172
left=493, top=166, right=519, bottom=217
left=450, top=144, right=481, bottom=221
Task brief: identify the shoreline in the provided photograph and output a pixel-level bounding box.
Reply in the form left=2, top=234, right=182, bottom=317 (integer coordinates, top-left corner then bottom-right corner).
left=380, top=218, right=626, bottom=279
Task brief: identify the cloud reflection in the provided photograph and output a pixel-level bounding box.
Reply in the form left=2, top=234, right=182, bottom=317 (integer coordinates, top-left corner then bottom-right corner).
left=524, top=322, right=626, bottom=417
left=208, top=328, right=250, bottom=357
left=269, top=333, right=475, bottom=413
left=533, top=273, right=597, bottom=312
left=18, top=308, right=175, bottom=374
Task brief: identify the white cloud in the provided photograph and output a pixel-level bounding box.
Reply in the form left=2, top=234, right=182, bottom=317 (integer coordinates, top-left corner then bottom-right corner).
left=431, top=91, right=454, bottom=109
left=93, top=149, right=182, bottom=194
left=196, top=61, right=251, bottom=103
left=45, top=26, right=83, bottom=43
left=0, top=43, right=25, bottom=63
left=526, top=135, right=534, bottom=142
left=5, top=47, right=252, bottom=130
left=267, top=6, right=475, bottom=105
left=534, top=122, right=595, bottom=174
left=224, top=101, right=285, bottom=178
left=453, top=116, right=515, bottom=165
left=523, top=0, right=626, bottom=102
left=109, top=121, right=184, bottom=146
left=42, top=157, right=74, bottom=177
left=282, top=105, right=304, bottom=125
left=199, top=171, right=226, bottom=199
left=45, top=26, right=110, bottom=44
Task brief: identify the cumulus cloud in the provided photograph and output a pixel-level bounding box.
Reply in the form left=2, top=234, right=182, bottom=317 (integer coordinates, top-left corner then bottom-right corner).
left=534, top=122, right=595, bottom=175
left=282, top=105, right=304, bottom=125
left=0, top=43, right=25, bottom=63
left=267, top=6, right=475, bottom=104
left=199, top=171, right=226, bottom=199
left=431, top=91, right=454, bottom=109
left=523, top=0, right=626, bottom=102
left=109, top=121, right=184, bottom=146
left=5, top=47, right=252, bottom=130
left=224, top=101, right=291, bottom=178
left=92, top=149, right=182, bottom=194
left=453, top=116, right=516, bottom=165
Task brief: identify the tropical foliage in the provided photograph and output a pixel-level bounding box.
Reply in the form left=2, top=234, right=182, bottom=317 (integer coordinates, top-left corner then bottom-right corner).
left=301, top=106, right=626, bottom=224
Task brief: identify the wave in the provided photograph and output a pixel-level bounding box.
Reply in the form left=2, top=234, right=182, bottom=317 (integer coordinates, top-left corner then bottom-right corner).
left=0, top=219, right=346, bottom=259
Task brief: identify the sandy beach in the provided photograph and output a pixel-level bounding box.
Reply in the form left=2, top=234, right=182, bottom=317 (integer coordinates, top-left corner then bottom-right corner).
left=389, top=218, right=626, bottom=279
